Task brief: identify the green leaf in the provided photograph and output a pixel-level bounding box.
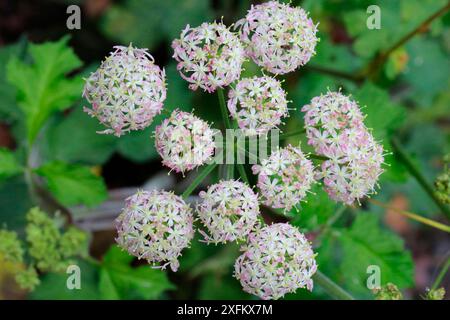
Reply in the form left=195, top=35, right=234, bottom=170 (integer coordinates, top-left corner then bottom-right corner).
left=310, top=34, right=363, bottom=73
left=354, top=82, right=408, bottom=183
left=401, top=36, right=450, bottom=106
left=0, top=148, right=22, bottom=181
left=0, top=42, right=24, bottom=122
left=99, top=245, right=174, bottom=300
left=30, top=260, right=100, bottom=300
left=338, top=214, right=414, bottom=296
left=40, top=105, right=117, bottom=165
left=354, top=82, right=406, bottom=143
left=35, top=161, right=107, bottom=207
left=291, top=184, right=338, bottom=231
left=6, top=36, right=83, bottom=144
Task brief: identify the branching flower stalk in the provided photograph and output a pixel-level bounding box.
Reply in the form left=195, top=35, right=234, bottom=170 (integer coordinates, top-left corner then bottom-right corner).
left=80, top=0, right=405, bottom=301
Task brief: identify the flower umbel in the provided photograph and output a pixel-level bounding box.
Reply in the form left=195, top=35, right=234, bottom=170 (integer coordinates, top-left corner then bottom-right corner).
left=234, top=223, right=317, bottom=300
left=172, top=22, right=245, bottom=92
left=236, top=1, right=318, bottom=74
left=155, top=109, right=216, bottom=174
left=197, top=180, right=260, bottom=244
left=227, top=76, right=289, bottom=136
left=115, top=190, right=194, bottom=272
left=83, top=45, right=166, bottom=136
left=302, top=91, right=384, bottom=204
left=252, top=145, right=316, bottom=212
left=320, top=130, right=384, bottom=204
left=302, top=91, right=366, bottom=155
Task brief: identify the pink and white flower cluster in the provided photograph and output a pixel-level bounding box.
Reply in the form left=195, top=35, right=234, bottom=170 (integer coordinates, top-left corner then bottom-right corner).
left=115, top=190, right=194, bottom=272
left=227, top=76, right=289, bottom=136
left=83, top=45, right=166, bottom=136
left=155, top=110, right=215, bottom=174
left=302, top=91, right=385, bottom=204
left=234, top=223, right=317, bottom=300
left=197, top=180, right=260, bottom=244
left=252, top=145, right=315, bottom=212
left=88, top=0, right=390, bottom=301
left=235, top=0, right=319, bottom=74
left=172, top=22, right=245, bottom=93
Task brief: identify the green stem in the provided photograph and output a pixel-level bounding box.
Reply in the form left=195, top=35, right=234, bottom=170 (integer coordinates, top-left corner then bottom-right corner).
left=309, top=153, right=330, bottom=161
left=307, top=65, right=361, bottom=82
left=431, top=256, right=450, bottom=291
left=217, top=88, right=232, bottom=129
left=182, top=163, right=217, bottom=199
left=279, top=128, right=307, bottom=140
left=225, top=164, right=234, bottom=180
left=24, top=167, right=40, bottom=205
left=391, top=138, right=450, bottom=219
left=369, top=199, right=450, bottom=233
left=237, top=164, right=250, bottom=185
left=314, top=270, right=355, bottom=300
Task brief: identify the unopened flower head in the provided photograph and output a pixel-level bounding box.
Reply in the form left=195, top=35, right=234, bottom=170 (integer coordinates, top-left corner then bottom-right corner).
left=234, top=223, right=317, bottom=300
left=155, top=110, right=215, bottom=174
left=172, top=22, right=245, bottom=92
left=197, top=180, right=260, bottom=244
left=302, top=91, right=366, bottom=156
left=235, top=1, right=318, bottom=74
left=83, top=45, right=166, bottom=136
left=252, top=145, right=315, bottom=212
left=321, top=130, right=385, bottom=204
left=228, top=76, right=289, bottom=136
left=115, top=190, right=194, bottom=272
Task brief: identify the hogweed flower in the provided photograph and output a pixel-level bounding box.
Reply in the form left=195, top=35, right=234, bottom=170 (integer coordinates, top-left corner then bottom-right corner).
left=227, top=76, right=289, bottom=136
left=302, top=91, right=384, bottom=204
left=252, top=145, right=315, bottom=212
left=155, top=110, right=215, bottom=174
left=115, top=190, right=194, bottom=272
left=197, top=180, right=260, bottom=244
left=83, top=45, right=166, bottom=136
left=234, top=223, right=317, bottom=300
left=320, top=130, right=385, bottom=204
left=302, top=91, right=366, bottom=155
left=235, top=1, right=318, bottom=74
left=172, top=22, right=245, bottom=92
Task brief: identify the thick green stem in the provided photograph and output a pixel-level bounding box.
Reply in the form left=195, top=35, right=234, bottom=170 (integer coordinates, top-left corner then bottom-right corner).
left=24, top=167, right=40, bottom=205
left=314, top=270, right=355, bottom=300
left=237, top=164, right=250, bottom=185
left=182, top=163, right=217, bottom=199
left=391, top=138, right=450, bottom=219
left=225, top=164, right=234, bottom=180
left=217, top=88, right=232, bottom=129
